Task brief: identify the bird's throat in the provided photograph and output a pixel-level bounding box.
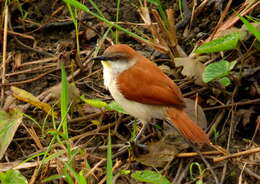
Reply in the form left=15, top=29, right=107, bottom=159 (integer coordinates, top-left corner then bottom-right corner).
left=101, top=61, right=111, bottom=68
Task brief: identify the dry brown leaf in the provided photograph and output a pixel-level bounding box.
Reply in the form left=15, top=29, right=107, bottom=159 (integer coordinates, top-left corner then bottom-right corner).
left=85, top=28, right=97, bottom=40
left=135, top=138, right=178, bottom=167
left=14, top=53, right=22, bottom=70
left=234, top=108, right=254, bottom=127
left=174, top=57, right=207, bottom=86
left=11, top=86, right=57, bottom=117
left=49, top=83, right=80, bottom=104
left=183, top=98, right=208, bottom=129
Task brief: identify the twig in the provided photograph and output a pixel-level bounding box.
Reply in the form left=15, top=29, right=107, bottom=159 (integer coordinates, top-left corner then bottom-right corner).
left=213, top=147, right=260, bottom=162
left=0, top=68, right=58, bottom=86
left=4, top=63, right=57, bottom=77
left=1, top=6, right=8, bottom=106
left=203, top=99, right=260, bottom=111
left=7, top=30, right=35, bottom=40
left=205, top=0, right=260, bottom=41
left=172, top=159, right=183, bottom=184
left=190, top=144, right=220, bottom=184
left=174, top=159, right=194, bottom=184
left=238, top=163, right=247, bottom=184
left=15, top=37, right=54, bottom=57
left=85, top=159, right=106, bottom=178
left=176, top=150, right=221, bottom=157
left=19, top=56, right=58, bottom=67
left=241, top=166, right=260, bottom=180
left=209, top=0, right=233, bottom=41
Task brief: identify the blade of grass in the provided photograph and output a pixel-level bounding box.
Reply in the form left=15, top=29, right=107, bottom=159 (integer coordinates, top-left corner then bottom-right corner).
left=65, top=162, right=87, bottom=184
left=106, top=129, right=113, bottom=184
left=66, top=4, right=80, bottom=57
left=88, top=0, right=105, bottom=18
left=62, top=0, right=146, bottom=42
left=178, top=0, right=184, bottom=18
left=238, top=14, right=260, bottom=41
left=115, top=0, right=121, bottom=43
left=61, top=62, right=69, bottom=140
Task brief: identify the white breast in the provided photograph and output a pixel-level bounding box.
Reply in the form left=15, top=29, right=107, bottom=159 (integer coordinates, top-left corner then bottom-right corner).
left=103, top=66, right=165, bottom=122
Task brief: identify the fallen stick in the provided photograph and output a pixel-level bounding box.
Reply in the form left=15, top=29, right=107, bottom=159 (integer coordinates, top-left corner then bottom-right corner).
left=213, top=147, right=260, bottom=162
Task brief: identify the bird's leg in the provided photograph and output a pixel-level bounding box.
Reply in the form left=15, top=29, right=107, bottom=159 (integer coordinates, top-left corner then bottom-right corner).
left=118, top=121, right=148, bottom=153
left=134, top=121, right=148, bottom=143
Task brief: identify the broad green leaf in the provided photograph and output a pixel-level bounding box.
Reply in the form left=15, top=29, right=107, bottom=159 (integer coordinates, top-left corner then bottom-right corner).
left=195, top=32, right=240, bottom=53
left=80, top=96, right=108, bottom=108
left=203, top=60, right=237, bottom=83
left=131, top=170, right=171, bottom=184
left=107, top=101, right=126, bottom=114
left=0, top=109, right=23, bottom=160
left=238, top=15, right=260, bottom=41
left=0, top=170, right=28, bottom=184
left=219, top=77, right=231, bottom=87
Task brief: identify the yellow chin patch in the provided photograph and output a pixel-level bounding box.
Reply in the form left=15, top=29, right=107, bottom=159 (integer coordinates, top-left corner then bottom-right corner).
left=101, top=60, right=111, bottom=68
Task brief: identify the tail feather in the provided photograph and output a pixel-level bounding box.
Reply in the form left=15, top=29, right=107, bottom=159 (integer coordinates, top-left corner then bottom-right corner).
left=166, top=108, right=210, bottom=144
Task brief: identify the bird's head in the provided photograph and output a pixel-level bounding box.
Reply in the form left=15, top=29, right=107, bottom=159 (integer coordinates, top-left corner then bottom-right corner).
left=91, top=44, right=139, bottom=72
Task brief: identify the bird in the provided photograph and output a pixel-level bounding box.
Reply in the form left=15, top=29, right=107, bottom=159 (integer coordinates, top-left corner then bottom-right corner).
left=91, top=44, right=210, bottom=144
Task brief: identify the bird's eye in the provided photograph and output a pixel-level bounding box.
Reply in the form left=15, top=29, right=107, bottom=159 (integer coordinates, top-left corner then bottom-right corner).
left=112, top=56, right=122, bottom=60
left=109, top=55, right=123, bottom=61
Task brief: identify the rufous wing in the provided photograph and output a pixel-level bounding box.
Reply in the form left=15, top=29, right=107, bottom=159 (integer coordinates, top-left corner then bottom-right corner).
left=117, top=57, right=184, bottom=106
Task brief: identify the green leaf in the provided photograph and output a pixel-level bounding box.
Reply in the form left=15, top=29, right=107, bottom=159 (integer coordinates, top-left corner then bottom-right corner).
left=0, top=109, right=23, bottom=160
left=106, top=101, right=126, bottom=114
left=81, top=96, right=126, bottom=114
left=131, top=170, right=171, bottom=184
left=238, top=15, right=260, bottom=42
left=0, top=170, right=28, bottom=184
left=78, top=170, right=87, bottom=184
left=196, top=180, right=204, bottom=184
left=219, top=77, right=231, bottom=87
left=90, top=120, right=102, bottom=125
left=195, top=32, right=240, bottom=53
left=61, top=62, right=69, bottom=139
left=120, top=169, right=131, bottom=175
left=203, top=60, right=237, bottom=83
left=80, top=96, right=108, bottom=108
left=228, top=60, right=237, bottom=70
left=42, top=174, right=65, bottom=183
left=147, top=0, right=160, bottom=6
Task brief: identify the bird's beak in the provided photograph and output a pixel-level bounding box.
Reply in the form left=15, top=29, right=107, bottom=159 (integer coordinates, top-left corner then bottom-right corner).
left=90, top=56, right=110, bottom=61
left=91, top=56, right=111, bottom=67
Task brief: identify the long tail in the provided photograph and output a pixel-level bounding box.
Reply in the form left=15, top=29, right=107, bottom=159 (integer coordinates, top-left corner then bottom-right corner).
left=166, top=108, right=210, bottom=144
